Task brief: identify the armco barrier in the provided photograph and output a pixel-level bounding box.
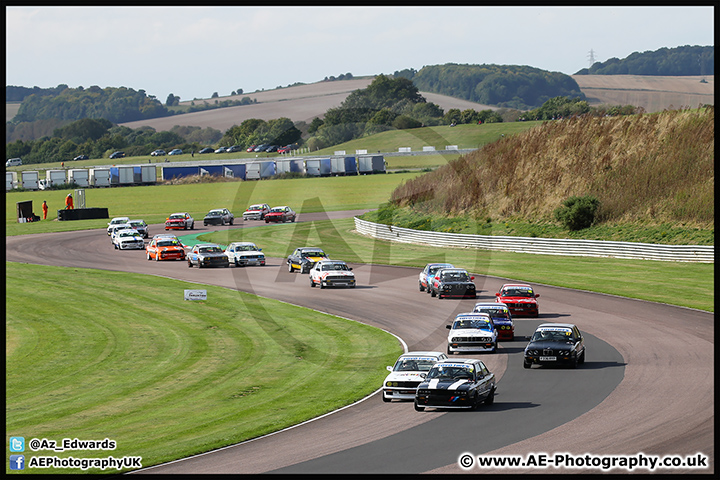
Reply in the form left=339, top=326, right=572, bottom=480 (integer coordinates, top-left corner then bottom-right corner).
left=353, top=217, right=714, bottom=263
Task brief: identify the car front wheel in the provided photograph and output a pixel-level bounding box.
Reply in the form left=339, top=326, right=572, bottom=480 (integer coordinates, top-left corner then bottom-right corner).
left=470, top=392, right=481, bottom=410
left=414, top=401, right=425, bottom=412
left=288, top=262, right=294, bottom=272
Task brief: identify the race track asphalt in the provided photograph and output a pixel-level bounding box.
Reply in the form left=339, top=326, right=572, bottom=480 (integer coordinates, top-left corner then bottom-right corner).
left=5, top=211, right=713, bottom=474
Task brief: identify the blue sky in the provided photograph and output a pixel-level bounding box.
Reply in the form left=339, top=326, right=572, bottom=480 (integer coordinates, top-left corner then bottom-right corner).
left=5, top=6, right=714, bottom=102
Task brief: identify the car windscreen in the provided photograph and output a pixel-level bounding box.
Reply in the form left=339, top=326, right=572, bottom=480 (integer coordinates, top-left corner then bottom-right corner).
left=531, top=329, right=574, bottom=342
left=393, top=358, right=438, bottom=372
left=322, top=263, right=347, bottom=271
left=426, top=365, right=474, bottom=381
left=429, top=265, right=452, bottom=274
left=453, top=319, right=491, bottom=330
left=442, top=272, right=470, bottom=282
left=503, top=288, right=534, bottom=297
left=475, top=307, right=509, bottom=318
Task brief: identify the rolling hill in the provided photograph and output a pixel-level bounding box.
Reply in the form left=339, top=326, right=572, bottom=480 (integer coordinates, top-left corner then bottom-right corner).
left=116, top=75, right=716, bottom=132
left=6, top=75, right=714, bottom=131
left=117, top=78, right=500, bottom=133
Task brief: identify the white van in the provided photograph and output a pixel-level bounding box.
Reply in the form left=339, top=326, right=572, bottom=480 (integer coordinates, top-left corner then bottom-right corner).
left=6, top=158, right=22, bottom=167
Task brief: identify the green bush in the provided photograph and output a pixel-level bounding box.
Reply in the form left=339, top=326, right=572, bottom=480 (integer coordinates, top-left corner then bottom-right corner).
left=554, top=195, right=600, bottom=231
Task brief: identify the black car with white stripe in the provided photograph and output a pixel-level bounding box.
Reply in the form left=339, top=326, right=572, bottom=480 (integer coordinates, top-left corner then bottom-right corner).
left=414, top=359, right=496, bottom=411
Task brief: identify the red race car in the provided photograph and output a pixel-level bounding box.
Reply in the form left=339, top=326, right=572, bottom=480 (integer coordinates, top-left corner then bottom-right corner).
left=495, top=283, right=539, bottom=317
left=165, top=212, right=195, bottom=230
left=265, top=206, right=296, bottom=223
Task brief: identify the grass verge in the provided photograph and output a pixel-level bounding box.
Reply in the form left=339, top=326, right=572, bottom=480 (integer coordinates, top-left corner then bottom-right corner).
left=360, top=206, right=714, bottom=245
left=4, top=172, right=423, bottom=236
left=6, top=263, right=401, bottom=474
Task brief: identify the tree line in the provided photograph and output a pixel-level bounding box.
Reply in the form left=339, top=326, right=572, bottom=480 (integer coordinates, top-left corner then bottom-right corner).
left=304, top=74, right=503, bottom=150
left=406, top=64, right=586, bottom=110
left=5, top=115, right=307, bottom=165
left=5, top=85, right=260, bottom=143
left=575, top=45, right=714, bottom=76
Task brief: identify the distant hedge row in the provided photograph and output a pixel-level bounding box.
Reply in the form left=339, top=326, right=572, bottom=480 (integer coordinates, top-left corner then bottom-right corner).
left=575, top=45, right=713, bottom=76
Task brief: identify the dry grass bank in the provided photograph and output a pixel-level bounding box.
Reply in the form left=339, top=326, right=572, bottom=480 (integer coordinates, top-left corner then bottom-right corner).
left=391, top=107, right=714, bottom=228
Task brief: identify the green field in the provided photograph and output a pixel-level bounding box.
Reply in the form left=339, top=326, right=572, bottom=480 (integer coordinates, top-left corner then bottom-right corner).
left=5, top=172, right=423, bottom=236
left=6, top=263, right=401, bottom=474
left=310, top=122, right=538, bottom=156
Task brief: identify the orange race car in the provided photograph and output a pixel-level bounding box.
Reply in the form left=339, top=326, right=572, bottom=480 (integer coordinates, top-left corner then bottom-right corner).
left=146, top=235, right=186, bottom=261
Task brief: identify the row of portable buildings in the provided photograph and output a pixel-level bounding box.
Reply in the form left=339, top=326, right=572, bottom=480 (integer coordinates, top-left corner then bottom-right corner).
left=6, top=155, right=386, bottom=191
left=162, top=155, right=385, bottom=182
left=6, top=166, right=155, bottom=191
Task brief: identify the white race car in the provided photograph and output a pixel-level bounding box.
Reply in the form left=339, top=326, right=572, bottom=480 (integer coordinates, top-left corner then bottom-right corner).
left=446, top=313, right=498, bottom=354
left=382, top=351, right=448, bottom=402
left=107, top=216, right=130, bottom=235
left=224, top=242, right=265, bottom=267
left=309, top=260, right=356, bottom=288
left=112, top=228, right=145, bottom=250
left=109, top=223, right=132, bottom=242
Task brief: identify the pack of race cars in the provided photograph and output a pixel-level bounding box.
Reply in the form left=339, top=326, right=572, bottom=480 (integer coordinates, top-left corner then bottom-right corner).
left=109, top=206, right=585, bottom=413
left=380, top=263, right=586, bottom=411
